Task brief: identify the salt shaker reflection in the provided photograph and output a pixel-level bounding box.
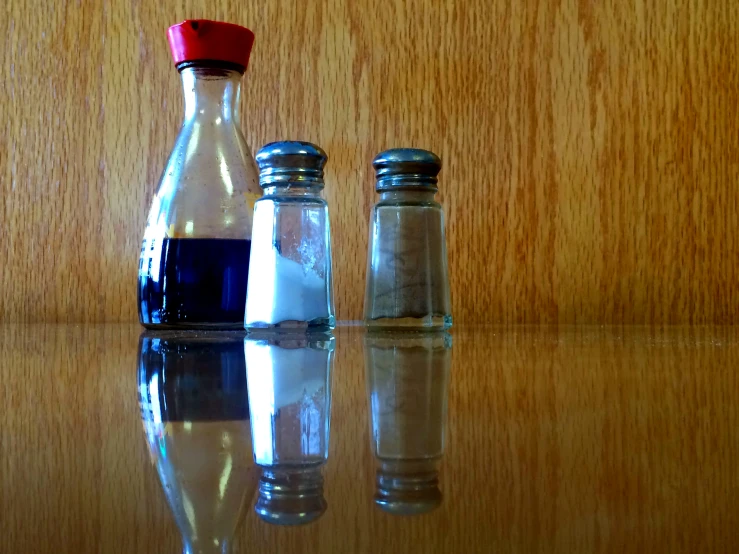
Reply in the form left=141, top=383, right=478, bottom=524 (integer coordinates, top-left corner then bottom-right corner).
left=138, top=332, right=257, bottom=554
left=365, top=332, right=452, bottom=515
left=244, top=333, right=334, bottom=524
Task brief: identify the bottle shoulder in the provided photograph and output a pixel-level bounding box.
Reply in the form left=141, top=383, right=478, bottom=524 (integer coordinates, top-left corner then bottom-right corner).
left=161, top=120, right=260, bottom=194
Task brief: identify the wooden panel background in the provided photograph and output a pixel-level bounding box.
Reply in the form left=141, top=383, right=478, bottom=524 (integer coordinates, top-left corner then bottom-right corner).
left=1, top=0, right=737, bottom=323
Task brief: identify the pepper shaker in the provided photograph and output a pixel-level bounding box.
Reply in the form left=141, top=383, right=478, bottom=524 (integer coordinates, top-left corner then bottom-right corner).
left=364, top=149, right=452, bottom=330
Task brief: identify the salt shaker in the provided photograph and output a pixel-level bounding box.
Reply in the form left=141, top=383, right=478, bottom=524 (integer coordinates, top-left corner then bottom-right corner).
left=364, top=331, right=451, bottom=515
left=245, top=142, right=335, bottom=331
left=244, top=332, right=334, bottom=525
left=364, top=149, right=452, bottom=330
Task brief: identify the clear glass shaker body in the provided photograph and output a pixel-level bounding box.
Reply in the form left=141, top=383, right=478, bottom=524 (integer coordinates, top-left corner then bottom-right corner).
left=245, top=333, right=334, bottom=524
left=364, top=331, right=452, bottom=515
left=138, top=64, right=260, bottom=330
left=364, top=149, right=452, bottom=330
left=245, top=142, right=334, bottom=330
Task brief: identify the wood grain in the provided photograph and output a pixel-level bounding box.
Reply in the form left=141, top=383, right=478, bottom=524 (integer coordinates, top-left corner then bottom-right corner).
left=0, top=325, right=737, bottom=553
left=1, top=1, right=738, bottom=323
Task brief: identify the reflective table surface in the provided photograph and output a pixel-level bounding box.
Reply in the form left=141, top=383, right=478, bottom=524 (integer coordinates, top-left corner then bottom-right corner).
left=1, top=325, right=737, bottom=553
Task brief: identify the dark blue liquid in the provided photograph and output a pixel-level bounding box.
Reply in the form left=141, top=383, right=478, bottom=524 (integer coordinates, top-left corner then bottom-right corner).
left=138, top=332, right=249, bottom=422
left=138, top=238, right=251, bottom=329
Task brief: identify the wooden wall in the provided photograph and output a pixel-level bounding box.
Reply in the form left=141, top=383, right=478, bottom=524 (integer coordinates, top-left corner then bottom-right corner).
left=1, top=0, right=737, bottom=323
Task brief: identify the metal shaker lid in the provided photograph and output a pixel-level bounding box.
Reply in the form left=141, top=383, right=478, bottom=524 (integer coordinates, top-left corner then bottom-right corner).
left=372, top=148, right=442, bottom=192
left=256, top=141, right=328, bottom=187
left=375, top=466, right=442, bottom=515
left=254, top=468, right=327, bottom=525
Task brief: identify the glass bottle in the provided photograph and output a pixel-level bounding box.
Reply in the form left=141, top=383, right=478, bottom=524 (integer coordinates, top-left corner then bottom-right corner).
left=364, top=149, right=452, bottom=330
left=244, top=332, right=334, bottom=524
left=138, top=331, right=257, bottom=554
left=138, top=20, right=260, bottom=330
left=244, top=142, right=334, bottom=331
left=364, top=331, right=452, bottom=515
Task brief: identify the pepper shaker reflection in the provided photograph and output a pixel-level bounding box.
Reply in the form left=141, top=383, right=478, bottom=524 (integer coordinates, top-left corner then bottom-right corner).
left=245, top=142, right=335, bottom=330
left=365, top=331, right=452, bottom=514
left=245, top=333, right=334, bottom=524
left=364, top=149, right=452, bottom=330
left=138, top=331, right=257, bottom=554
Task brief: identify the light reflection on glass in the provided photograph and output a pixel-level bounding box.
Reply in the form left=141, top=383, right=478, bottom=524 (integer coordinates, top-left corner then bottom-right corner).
left=219, top=153, right=234, bottom=195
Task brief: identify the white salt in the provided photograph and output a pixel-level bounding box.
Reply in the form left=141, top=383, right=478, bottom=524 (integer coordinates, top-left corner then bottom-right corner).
left=245, top=246, right=329, bottom=326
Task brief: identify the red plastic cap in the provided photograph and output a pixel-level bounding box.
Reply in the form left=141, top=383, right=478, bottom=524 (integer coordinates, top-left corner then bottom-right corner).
left=167, top=20, right=255, bottom=69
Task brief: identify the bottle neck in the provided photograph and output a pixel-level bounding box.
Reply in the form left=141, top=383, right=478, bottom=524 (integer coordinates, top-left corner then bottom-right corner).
left=181, top=66, right=243, bottom=122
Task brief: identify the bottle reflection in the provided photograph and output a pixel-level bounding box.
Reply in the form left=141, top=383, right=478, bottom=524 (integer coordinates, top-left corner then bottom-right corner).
left=138, top=331, right=256, bottom=554
left=244, top=332, right=334, bottom=525
left=365, top=331, right=452, bottom=515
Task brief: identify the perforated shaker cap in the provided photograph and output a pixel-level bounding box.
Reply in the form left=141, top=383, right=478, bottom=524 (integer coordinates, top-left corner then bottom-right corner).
left=372, top=148, right=442, bottom=192
left=375, top=468, right=442, bottom=515
left=255, top=469, right=327, bottom=525
left=256, top=141, right=328, bottom=188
